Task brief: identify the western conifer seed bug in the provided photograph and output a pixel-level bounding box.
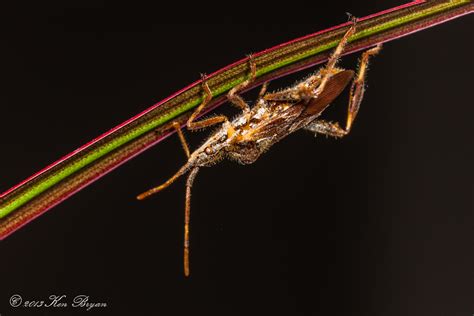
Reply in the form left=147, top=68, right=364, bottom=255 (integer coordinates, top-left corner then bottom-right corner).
left=137, top=20, right=382, bottom=277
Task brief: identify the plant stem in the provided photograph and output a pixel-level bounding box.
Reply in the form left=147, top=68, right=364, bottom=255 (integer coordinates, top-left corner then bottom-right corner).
left=1, top=0, right=472, bottom=239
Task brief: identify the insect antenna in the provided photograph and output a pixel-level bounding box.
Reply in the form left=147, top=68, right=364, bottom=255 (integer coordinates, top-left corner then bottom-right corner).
left=136, top=162, right=192, bottom=200
left=184, top=167, right=199, bottom=277
left=137, top=161, right=201, bottom=277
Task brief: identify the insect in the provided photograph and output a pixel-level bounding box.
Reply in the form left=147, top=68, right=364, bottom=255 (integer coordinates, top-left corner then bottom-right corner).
left=137, top=21, right=381, bottom=277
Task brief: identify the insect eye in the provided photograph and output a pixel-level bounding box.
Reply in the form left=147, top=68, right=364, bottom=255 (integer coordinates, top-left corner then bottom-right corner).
left=205, top=146, right=214, bottom=155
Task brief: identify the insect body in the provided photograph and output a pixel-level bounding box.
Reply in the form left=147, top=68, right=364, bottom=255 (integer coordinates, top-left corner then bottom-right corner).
left=137, top=21, right=381, bottom=277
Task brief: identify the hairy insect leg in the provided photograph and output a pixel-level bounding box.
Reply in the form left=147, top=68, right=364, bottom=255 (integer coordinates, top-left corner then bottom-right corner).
left=346, top=44, right=382, bottom=132
left=258, top=81, right=269, bottom=99
left=272, top=21, right=355, bottom=103
left=304, top=44, right=382, bottom=137
left=227, top=55, right=257, bottom=113
left=172, top=122, right=190, bottom=158
left=304, top=120, right=346, bottom=138
left=316, top=20, right=357, bottom=96
left=184, top=167, right=199, bottom=277
left=187, top=74, right=230, bottom=131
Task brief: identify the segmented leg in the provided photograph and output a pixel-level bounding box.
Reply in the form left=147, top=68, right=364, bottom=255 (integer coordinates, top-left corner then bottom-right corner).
left=314, top=20, right=357, bottom=98
left=172, top=122, right=190, bottom=158
left=187, top=74, right=230, bottom=131
left=263, top=21, right=355, bottom=103
left=184, top=167, right=199, bottom=277
left=304, top=120, right=347, bottom=138
left=346, top=44, right=382, bottom=132
left=227, top=55, right=257, bottom=113
left=305, top=44, right=382, bottom=137
left=258, top=82, right=269, bottom=99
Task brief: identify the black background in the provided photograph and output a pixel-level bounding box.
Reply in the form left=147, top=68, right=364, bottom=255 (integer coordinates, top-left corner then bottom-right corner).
left=0, top=2, right=473, bottom=315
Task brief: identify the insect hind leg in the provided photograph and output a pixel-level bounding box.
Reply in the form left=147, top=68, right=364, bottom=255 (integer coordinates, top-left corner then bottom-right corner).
left=346, top=44, right=382, bottom=132
left=315, top=19, right=356, bottom=97
left=304, top=44, right=382, bottom=137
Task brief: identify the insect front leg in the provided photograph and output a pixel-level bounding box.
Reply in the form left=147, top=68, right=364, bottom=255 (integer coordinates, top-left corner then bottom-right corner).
left=187, top=74, right=231, bottom=131
left=171, top=122, right=190, bottom=158
left=226, top=55, right=257, bottom=113
left=304, top=44, right=382, bottom=137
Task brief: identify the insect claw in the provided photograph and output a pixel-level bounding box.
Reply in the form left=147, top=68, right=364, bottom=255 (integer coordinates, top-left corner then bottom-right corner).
left=345, top=12, right=358, bottom=24
left=368, top=43, right=383, bottom=55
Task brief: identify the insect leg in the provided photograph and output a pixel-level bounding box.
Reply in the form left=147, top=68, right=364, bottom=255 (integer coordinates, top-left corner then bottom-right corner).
left=315, top=20, right=356, bottom=96
left=184, top=167, right=199, bottom=277
left=187, top=74, right=230, bottom=131
left=227, top=55, right=257, bottom=113
left=304, top=44, right=382, bottom=137
left=258, top=82, right=269, bottom=99
left=346, top=44, right=382, bottom=132
left=303, top=120, right=346, bottom=138
left=171, top=122, right=190, bottom=158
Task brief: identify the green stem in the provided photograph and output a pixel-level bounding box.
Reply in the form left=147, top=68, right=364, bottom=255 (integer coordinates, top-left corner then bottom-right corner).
left=1, top=0, right=472, bottom=238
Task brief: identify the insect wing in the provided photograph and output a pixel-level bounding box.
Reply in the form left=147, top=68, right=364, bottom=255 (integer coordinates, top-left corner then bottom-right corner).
left=302, top=70, right=354, bottom=117
left=251, top=102, right=306, bottom=140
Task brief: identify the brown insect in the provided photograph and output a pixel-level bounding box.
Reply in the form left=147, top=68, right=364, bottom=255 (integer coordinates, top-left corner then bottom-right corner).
left=137, top=21, right=381, bottom=277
